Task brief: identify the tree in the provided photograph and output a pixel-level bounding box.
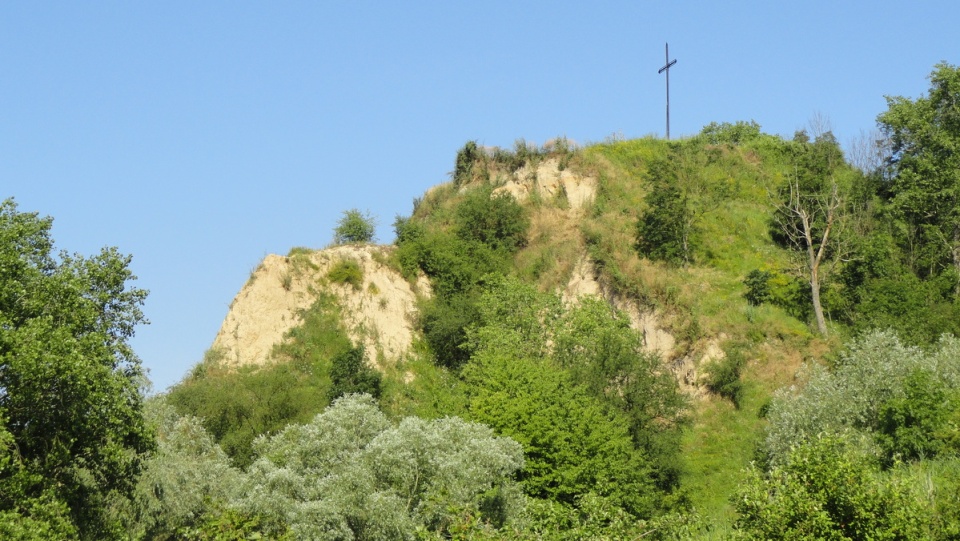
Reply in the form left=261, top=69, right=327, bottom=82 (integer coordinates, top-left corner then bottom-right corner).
left=635, top=148, right=722, bottom=265
left=234, top=394, right=525, bottom=539
left=879, top=62, right=960, bottom=291
left=772, top=131, right=853, bottom=336
left=332, top=208, right=376, bottom=245
left=0, top=198, right=153, bottom=538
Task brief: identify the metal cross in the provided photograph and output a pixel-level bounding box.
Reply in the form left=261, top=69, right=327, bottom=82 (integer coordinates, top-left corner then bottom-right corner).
left=658, top=43, right=678, bottom=140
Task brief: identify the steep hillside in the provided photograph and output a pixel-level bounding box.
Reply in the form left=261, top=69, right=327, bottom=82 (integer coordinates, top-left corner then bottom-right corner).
left=170, top=128, right=871, bottom=532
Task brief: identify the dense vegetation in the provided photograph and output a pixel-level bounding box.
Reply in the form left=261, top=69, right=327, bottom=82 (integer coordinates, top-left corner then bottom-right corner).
left=2, top=63, right=959, bottom=539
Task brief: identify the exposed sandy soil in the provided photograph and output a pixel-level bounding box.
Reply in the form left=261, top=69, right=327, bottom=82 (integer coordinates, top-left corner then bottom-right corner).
left=211, top=245, right=425, bottom=369
left=494, top=158, right=596, bottom=213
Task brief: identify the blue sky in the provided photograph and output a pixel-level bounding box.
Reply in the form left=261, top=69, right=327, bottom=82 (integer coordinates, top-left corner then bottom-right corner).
left=2, top=2, right=957, bottom=391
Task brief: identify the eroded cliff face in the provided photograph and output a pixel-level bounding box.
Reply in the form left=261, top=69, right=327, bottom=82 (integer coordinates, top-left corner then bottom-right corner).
left=211, top=244, right=427, bottom=369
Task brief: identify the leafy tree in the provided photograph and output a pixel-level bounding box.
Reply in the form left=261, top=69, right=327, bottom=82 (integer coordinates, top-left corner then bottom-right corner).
left=124, top=400, right=244, bottom=539
left=762, top=330, right=960, bottom=467
left=0, top=198, right=152, bottom=539
left=734, top=434, right=928, bottom=540
left=462, top=277, right=683, bottom=517
left=554, top=296, right=687, bottom=492
left=635, top=171, right=690, bottom=264
left=333, top=208, right=376, bottom=245
left=234, top=394, right=525, bottom=539
left=635, top=147, right=724, bottom=266
left=879, top=62, right=960, bottom=290
left=463, top=353, right=656, bottom=517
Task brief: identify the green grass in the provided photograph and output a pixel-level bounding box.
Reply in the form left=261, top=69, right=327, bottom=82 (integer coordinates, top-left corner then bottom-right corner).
left=682, top=380, right=768, bottom=528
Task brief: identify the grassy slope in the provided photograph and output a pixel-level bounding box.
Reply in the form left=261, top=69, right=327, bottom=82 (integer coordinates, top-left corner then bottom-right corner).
left=575, top=137, right=836, bottom=529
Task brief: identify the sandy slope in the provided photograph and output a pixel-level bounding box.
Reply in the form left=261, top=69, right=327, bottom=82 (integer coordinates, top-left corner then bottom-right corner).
left=211, top=245, right=425, bottom=368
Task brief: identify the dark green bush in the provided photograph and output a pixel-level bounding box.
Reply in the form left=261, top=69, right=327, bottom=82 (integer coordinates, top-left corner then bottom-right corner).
left=454, top=140, right=481, bottom=186
left=875, top=369, right=959, bottom=465
left=635, top=162, right=692, bottom=265
left=703, top=344, right=747, bottom=409
left=454, top=185, right=529, bottom=253
left=328, top=345, right=382, bottom=401
left=744, top=269, right=772, bottom=306
left=418, top=293, right=480, bottom=369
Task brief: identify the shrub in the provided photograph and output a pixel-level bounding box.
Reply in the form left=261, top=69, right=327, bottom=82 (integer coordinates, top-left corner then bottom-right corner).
left=454, top=140, right=481, bottom=186
left=327, top=258, right=363, bottom=290
left=327, top=346, right=382, bottom=401
left=454, top=185, right=529, bottom=253
left=332, top=209, right=376, bottom=244
left=734, top=434, right=928, bottom=540
left=703, top=344, right=747, bottom=408
left=635, top=163, right=692, bottom=265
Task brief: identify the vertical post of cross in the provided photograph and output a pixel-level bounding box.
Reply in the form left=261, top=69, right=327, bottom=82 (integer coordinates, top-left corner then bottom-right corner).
left=658, top=43, right=678, bottom=140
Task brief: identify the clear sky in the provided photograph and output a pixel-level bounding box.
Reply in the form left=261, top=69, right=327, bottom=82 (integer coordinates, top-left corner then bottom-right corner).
left=2, top=1, right=957, bottom=391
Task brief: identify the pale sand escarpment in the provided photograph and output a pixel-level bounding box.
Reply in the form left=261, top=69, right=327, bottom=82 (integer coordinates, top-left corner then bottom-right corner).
left=211, top=245, right=424, bottom=368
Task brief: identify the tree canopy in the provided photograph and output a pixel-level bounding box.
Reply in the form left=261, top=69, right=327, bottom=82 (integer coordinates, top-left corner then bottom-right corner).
left=0, top=198, right=152, bottom=539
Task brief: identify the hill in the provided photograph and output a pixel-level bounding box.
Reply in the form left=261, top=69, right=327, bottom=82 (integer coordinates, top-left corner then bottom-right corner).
left=163, top=117, right=960, bottom=538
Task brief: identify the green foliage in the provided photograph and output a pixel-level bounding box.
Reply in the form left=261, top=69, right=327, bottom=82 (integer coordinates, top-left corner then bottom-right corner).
left=0, top=198, right=153, bottom=539
left=762, top=330, right=960, bottom=467
left=463, top=353, right=657, bottom=517
left=462, top=277, right=687, bottom=517
left=734, top=434, right=929, bottom=540
left=125, top=399, right=243, bottom=539
left=454, top=184, right=529, bottom=253
left=876, top=369, right=960, bottom=465
left=326, top=257, right=363, bottom=290
left=743, top=269, right=772, bottom=306
left=332, top=208, right=376, bottom=245
left=235, top=394, right=525, bottom=539
left=636, top=175, right=690, bottom=264
left=697, top=120, right=763, bottom=146
left=167, top=295, right=352, bottom=467
left=703, top=343, right=747, bottom=409
left=879, top=62, right=960, bottom=282
left=742, top=267, right=811, bottom=319
left=418, top=292, right=480, bottom=369
left=454, top=140, right=482, bottom=186
left=553, top=295, right=688, bottom=492
left=327, top=345, right=382, bottom=401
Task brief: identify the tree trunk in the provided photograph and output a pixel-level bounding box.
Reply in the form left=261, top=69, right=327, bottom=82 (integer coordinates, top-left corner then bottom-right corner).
left=809, top=254, right=828, bottom=336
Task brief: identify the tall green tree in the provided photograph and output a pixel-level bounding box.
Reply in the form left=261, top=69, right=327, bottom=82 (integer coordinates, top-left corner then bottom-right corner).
left=0, top=199, right=153, bottom=539
left=879, top=62, right=960, bottom=290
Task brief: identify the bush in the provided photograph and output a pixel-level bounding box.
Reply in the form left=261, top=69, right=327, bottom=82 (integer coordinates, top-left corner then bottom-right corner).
left=635, top=160, right=693, bottom=265
left=743, top=269, right=772, bottom=306
left=454, top=185, right=529, bottom=253
left=332, top=209, right=376, bottom=244
left=327, top=346, right=382, bottom=401
left=454, top=140, right=481, bottom=186
left=703, top=344, right=747, bottom=408
left=762, top=330, right=960, bottom=467
left=327, top=258, right=363, bottom=290
left=734, top=434, right=928, bottom=540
